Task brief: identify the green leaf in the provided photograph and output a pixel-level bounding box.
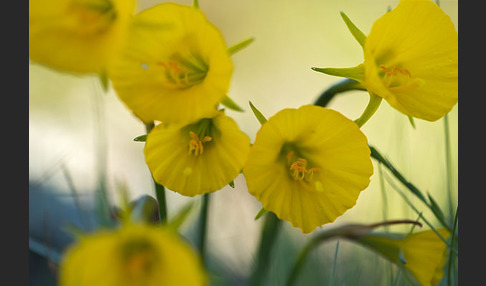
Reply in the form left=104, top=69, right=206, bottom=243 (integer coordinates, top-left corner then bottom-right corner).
left=312, top=64, right=365, bottom=83
left=221, top=95, right=244, bottom=112
left=427, top=193, right=447, bottom=227
left=249, top=101, right=267, bottom=125
left=168, top=201, right=196, bottom=231
left=340, top=11, right=367, bottom=47
left=133, top=134, right=147, bottom=142
left=228, top=37, right=255, bottom=55
left=254, top=207, right=268, bottom=220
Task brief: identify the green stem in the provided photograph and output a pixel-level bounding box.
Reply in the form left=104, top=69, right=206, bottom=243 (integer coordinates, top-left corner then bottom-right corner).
left=443, top=114, right=455, bottom=223
left=354, top=93, right=382, bottom=128
left=447, top=205, right=458, bottom=286
left=92, top=78, right=112, bottom=227
left=198, top=193, right=210, bottom=266
left=145, top=122, right=167, bottom=224
left=313, top=78, right=365, bottom=108
left=250, top=212, right=282, bottom=286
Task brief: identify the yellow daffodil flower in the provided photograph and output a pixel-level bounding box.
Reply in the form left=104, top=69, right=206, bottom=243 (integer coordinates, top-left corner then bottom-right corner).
left=356, top=228, right=450, bottom=286
left=29, top=0, right=135, bottom=74
left=59, top=223, right=207, bottom=286
left=144, top=111, right=250, bottom=197
left=314, top=0, right=458, bottom=122
left=243, top=105, right=373, bottom=233
left=109, top=3, right=233, bottom=124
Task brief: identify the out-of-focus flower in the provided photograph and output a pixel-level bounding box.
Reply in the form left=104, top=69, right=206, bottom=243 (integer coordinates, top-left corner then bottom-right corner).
left=59, top=222, right=207, bottom=286
left=355, top=228, right=450, bottom=286
left=314, top=0, right=458, bottom=122
left=109, top=3, right=233, bottom=124
left=243, top=105, right=373, bottom=233
left=144, top=111, right=250, bottom=197
left=29, top=0, right=135, bottom=74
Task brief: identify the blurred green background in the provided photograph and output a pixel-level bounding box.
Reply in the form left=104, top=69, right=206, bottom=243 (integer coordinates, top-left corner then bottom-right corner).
left=29, top=0, right=458, bottom=285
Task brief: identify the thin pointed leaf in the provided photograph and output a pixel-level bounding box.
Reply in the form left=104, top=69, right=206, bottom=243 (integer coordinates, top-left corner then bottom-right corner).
left=249, top=101, right=267, bottom=125
left=133, top=134, right=147, bottom=142
left=408, top=115, right=416, bottom=129
left=427, top=193, right=447, bottom=227
left=228, top=37, right=255, bottom=55
left=340, top=11, right=366, bottom=47
left=254, top=207, right=268, bottom=220
left=221, top=95, right=244, bottom=112
left=312, top=64, right=365, bottom=82
left=168, top=201, right=196, bottom=231
left=98, top=70, right=110, bottom=92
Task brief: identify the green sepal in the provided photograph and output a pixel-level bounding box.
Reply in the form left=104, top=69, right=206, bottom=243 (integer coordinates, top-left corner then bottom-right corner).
left=221, top=95, right=244, bottom=112
left=354, top=232, right=408, bottom=266
left=167, top=201, right=196, bottom=231
left=133, top=134, right=147, bottom=142
left=254, top=207, right=268, bottom=220
left=98, top=70, right=110, bottom=92
left=407, top=115, right=416, bottom=129
left=249, top=101, right=267, bottom=125
left=228, top=180, right=235, bottom=188
left=228, top=37, right=255, bottom=56
left=312, top=64, right=365, bottom=83
left=340, top=11, right=367, bottom=48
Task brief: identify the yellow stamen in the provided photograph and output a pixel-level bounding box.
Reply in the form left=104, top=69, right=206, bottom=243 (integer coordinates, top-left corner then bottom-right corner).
left=126, top=251, right=154, bottom=276
left=157, top=61, right=191, bottom=88
left=188, top=131, right=212, bottom=156
left=287, top=153, right=320, bottom=181
left=379, top=64, right=422, bottom=91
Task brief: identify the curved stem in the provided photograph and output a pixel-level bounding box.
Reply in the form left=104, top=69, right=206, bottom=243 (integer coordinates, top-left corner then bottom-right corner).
left=313, top=78, right=365, bottom=108
left=354, top=93, right=382, bottom=128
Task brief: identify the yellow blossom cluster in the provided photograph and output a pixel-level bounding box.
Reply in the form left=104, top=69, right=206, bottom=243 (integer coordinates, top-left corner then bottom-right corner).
left=29, top=0, right=457, bottom=285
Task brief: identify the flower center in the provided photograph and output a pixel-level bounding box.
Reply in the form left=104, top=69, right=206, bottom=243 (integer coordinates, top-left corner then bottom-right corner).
left=121, top=238, right=158, bottom=277
left=188, top=131, right=212, bottom=156
left=378, top=65, right=423, bottom=92
left=286, top=151, right=321, bottom=183
left=69, top=0, right=117, bottom=35
left=184, top=118, right=218, bottom=156
left=156, top=54, right=208, bottom=89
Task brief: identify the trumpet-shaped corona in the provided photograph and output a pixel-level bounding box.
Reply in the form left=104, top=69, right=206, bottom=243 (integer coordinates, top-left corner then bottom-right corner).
left=29, top=0, right=135, bottom=74
left=356, top=228, right=450, bottom=286
left=109, top=3, right=233, bottom=124
left=363, top=0, right=458, bottom=121
left=58, top=223, right=207, bottom=286
left=243, top=105, right=373, bottom=233
left=315, top=0, right=458, bottom=121
left=144, top=111, right=250, bottom=197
